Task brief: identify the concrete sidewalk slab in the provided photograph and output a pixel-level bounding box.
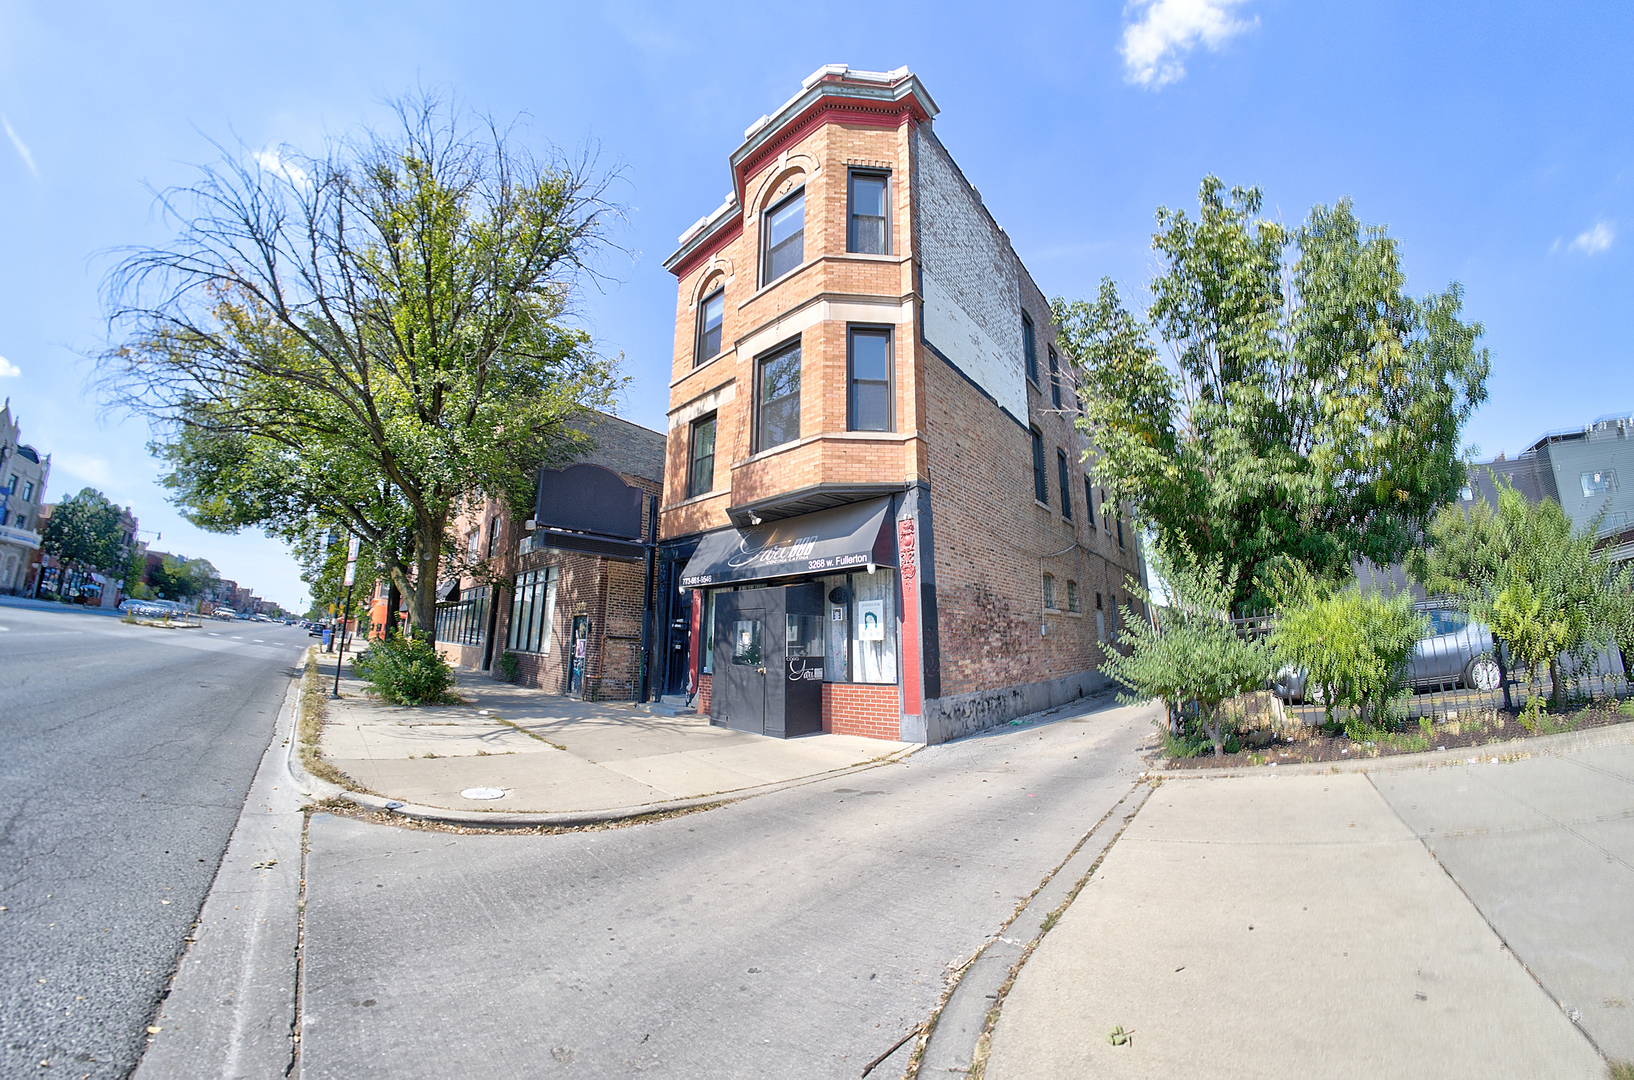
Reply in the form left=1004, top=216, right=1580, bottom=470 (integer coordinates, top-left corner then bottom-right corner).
left=1374, top=746, right=1634, bottom=1062
left=985, top=773, right=1603, bottom=1079
left=323, top=722, right=552, bottom=759
left=314, top=666, right=911, bottom=817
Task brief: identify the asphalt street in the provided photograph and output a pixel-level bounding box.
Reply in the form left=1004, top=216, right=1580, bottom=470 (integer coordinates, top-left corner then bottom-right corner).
left=298, top=698, right=1158, bottom=1079
left=0, top=601, right=309, bottom=1078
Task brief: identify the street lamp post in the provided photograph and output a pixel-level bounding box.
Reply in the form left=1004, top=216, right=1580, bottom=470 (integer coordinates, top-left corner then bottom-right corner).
left=332, top=534, right=360, bottom=699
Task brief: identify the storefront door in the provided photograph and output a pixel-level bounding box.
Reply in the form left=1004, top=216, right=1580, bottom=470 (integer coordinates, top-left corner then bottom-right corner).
left=567, top=616, right=589, bottom=695
left=712, top=584, right=823, bottom=738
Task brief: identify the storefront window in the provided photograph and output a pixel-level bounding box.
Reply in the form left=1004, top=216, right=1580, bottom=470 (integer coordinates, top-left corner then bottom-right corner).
left=701, top=590, right=718, bottom=673
left=508, top=567, right=558, bottom=654
left=851, top=568, right=897, bottom=684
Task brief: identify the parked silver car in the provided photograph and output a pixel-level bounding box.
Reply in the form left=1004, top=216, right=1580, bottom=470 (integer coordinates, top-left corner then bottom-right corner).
left=1272, top=607, right=1501, bottom=703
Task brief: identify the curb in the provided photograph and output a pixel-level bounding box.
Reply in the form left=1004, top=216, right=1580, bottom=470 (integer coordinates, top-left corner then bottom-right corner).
left=914, top=781, right=1154, bottom=1077
left=1143, top=718, right=1634, bottom=781
left=285, top=647, right=924, bottom=828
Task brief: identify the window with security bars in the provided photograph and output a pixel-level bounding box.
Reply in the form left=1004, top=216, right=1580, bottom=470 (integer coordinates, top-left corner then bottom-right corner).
left=507, top=566, right=559, bottom=654
left=434, top=585, right=487, bottom=646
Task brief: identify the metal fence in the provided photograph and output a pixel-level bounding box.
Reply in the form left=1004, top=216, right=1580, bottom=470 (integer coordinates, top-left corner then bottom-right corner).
left=1246, top=602, right=1632, bottom=727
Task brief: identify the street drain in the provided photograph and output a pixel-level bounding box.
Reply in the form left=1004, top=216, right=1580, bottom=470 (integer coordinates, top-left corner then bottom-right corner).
left=460, top=787, right=506, bottom=800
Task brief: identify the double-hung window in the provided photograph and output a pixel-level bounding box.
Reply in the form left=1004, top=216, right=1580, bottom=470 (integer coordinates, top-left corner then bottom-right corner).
left=688, top=413, right=717, bottom=498
left=848, top=171, right=889, bottom=254
left=1057, top=450, right=1073, bottom=520
left=757, top=341, right=802, bottom=451
left=1022, top=314, right=1038, bottom=385
left=847, top=327, right=893, bottom=431
left=1031, top=427, right=1048, bottom=505
left=696, top=288, right=724, bottom=366
left=763, top=189, right=806, bottom=284
left=1084, top=476, right=1095, bottom=526
left=1048, top=346, right=1062, bottom=409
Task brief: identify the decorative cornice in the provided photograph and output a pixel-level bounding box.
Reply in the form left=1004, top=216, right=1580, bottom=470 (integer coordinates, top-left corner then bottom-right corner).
left=664, top=66, right=938, bottom=278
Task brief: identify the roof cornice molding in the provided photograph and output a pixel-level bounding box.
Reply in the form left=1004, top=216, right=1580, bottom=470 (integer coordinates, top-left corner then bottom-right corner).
left=664, top=66, right=937, bottom=277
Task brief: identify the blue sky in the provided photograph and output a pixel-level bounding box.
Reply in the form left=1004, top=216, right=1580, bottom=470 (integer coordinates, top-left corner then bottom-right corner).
left=1, top=1, right=1628, bottom=609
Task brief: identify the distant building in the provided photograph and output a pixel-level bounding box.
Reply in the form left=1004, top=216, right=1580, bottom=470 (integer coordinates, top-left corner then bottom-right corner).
left=1461, top=413, right=1634, bottom=561
left=0, top=398, right=50, bottom=594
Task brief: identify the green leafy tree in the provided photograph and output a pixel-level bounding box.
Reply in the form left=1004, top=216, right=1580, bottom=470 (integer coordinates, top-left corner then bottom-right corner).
left=1412, top=479, right=1626, bottom=708
left=1054, top=178, right=1490, bottom=612
left=40, top=488, right=129, bottom=591
left=98, top=93, right=620, bottom=638
left=148, top=554, right=221, bottom=601
left=1103, top=547, right=1276, bottom=756
left=1267, top=570, right=1425, bottom=729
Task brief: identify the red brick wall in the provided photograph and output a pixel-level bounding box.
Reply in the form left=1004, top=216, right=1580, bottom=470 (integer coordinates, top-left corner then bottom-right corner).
left=697, top=672, right=712, bottom=713
left=823, top=683, right=902, bottom=740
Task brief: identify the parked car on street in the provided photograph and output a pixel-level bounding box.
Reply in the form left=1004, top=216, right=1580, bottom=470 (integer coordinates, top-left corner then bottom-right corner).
left=1272, top=606, right=1502, bottom=704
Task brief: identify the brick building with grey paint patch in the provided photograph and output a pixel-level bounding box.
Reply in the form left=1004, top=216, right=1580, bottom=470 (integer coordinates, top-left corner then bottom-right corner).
left=655, top=66, right=1146, bottom=744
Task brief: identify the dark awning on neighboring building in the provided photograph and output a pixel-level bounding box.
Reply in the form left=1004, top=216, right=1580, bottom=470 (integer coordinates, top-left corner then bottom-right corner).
left=679, top=497, right=897, bottom=589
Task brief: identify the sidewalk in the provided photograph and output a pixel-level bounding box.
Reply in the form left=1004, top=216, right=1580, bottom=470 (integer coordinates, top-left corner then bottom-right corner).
left=306, top=656, right=914, bottom=821
left=982, top=764, right=1613, bottom=1079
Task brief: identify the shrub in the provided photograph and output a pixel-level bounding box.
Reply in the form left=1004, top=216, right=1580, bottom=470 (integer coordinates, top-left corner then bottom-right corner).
left=1270, top=583, right=1424, bottom=730
left=1103, top=546, right=1276, bottom=757
left=352, top=633, right=459, bottom=705
left=496, top=651, right=521, bottom=682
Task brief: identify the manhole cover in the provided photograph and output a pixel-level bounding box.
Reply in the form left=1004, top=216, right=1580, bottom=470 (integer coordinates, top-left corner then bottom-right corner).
left=460, top=787, right=506, bottom=801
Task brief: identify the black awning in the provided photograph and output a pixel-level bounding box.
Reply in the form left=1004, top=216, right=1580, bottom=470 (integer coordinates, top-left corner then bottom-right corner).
left=680, top=497, right=897, bottom=589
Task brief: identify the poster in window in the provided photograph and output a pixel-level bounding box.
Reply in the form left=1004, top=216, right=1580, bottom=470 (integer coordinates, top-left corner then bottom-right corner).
left=857, top=599, right=886, bottom=641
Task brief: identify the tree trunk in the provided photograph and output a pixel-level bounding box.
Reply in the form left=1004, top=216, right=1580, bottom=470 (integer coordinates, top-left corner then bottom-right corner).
left=1548, top=658, right=1563, bottom=709
left=1204, top=710, right=1224, bottom=757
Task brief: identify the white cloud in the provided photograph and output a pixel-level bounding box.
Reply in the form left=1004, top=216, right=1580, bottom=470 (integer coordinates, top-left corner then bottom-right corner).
left=253, top=148, right=309, bottom=185
left=1121, top=0, right=1256, bottom=89
left=54, top=452, right=115, bottom=488
left=1, top=113, right=38, bottom=177
left=0, top=356, right=18, bottom=377
left=1568, top=221, right=1615, bottom=255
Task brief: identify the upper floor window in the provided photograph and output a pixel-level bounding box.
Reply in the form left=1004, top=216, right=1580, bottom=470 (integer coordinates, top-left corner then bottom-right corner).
left=763, top=188, right=806, bottom=285
left=1057, top=450, right=1072, bottom=520
left=1084, top=476, right=1095, bottom=525
left=22, top=480, right=34, bottom=502
left=486, top=515, right=500, bottom=558
left=1030, top=427, right=1048, bottom=505
left=696, top=288, right=724, bottom=366
left=1048, top=346, right=1062, bottom=409
left=757, top=341, right=802, bottom=451
left=848, top=171, right=889, bottom=255
left=1022, top=314, right=1038, bottom=385
left=1067, top=579, right=1080, bottom=612
left=1117, top=515, right=1125, bottom=549
left=5, top=473, right=15, bottom=493
left=848, top=327, right=893, bottom=432
left=1042, top=573, right=1056, bottom=610
left=689, top=413, right=717, bottom=498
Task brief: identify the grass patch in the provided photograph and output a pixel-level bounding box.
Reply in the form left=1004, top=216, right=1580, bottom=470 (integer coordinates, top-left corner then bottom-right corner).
left=299, top=647, right=373, bottom=793
left=1608, top=1062, right=1634, bottom=1080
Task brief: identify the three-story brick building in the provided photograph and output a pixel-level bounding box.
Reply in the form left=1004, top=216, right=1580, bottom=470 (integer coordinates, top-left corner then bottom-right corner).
left=655, top=66, right=1144, bottom=744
